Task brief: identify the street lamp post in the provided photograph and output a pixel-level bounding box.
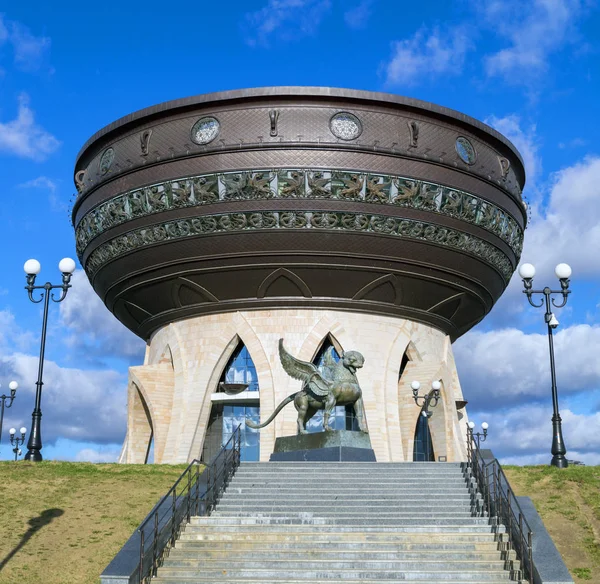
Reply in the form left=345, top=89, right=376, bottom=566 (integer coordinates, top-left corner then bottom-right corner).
left=23, top=257, right=76, bottom=462
left=518, top=262, right=572, bottom=469
left=411, top=380, right=442, bottom=417
left=467, top=421, right=489, bottom=448
left=9, top=427, right=27, bottom=461
left=0, top=381, right=18, bottom=450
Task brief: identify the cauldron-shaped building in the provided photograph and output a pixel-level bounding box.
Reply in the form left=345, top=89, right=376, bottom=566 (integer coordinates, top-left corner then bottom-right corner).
left=73, top=87, right=526, bottom=463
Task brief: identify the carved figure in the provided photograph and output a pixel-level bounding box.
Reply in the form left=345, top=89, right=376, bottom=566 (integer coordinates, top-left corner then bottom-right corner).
left=365, top=176, right=390, bottom=203
left=269, top=109, right=279, bottom=137
left=246, top=339, right=368, bottom=434
left=338, top=174, right=363, bottom=199
left=307, top=172, right=331, bottom=197
left=192, top=176, right=218, bottom=202
left=140, top=129, right=152, bottom=156
left=221, top=173, right=248, bottom=199
left=246, top=172, right=274, bottom=197
left=171, top=180, right=193, bottom=206
left=393, top=178, right=420, bottom=205
left=408, top=120, right=419, bottom=148
left=441, top=190, right=462, bottom=216
left=279, top=171, right=304, bottom=197
left=145, top=186, right=167, bottom=211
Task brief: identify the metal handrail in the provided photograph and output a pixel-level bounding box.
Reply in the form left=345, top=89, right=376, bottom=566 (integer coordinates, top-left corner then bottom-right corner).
left=137, top=425, right=242, bottom=584
left=467, top=432, right=534, bottom=583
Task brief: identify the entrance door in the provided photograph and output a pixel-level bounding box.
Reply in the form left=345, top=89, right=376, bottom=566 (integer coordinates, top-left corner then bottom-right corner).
left=413, top=412, right=435, bottom=461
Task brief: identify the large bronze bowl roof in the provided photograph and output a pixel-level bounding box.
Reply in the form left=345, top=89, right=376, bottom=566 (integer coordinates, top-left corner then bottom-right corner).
left=73, top=87, right=526, bottom=341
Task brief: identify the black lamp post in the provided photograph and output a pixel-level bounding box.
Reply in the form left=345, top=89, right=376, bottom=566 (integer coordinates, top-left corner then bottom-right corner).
left=23, top=257, right=76, bottom=462
left=9, top=427, right=27, bottom=461
left=467, top=421, right=489, bottom=448
left=519, top=262, right=572, bottom=469
left=0, top=381, right=18, bottom=450
left=411, top=380, right=441, bottom=417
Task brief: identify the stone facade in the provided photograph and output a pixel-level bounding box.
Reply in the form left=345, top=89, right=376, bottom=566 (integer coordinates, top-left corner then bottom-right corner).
left=119, top=309, right=469, bottom=464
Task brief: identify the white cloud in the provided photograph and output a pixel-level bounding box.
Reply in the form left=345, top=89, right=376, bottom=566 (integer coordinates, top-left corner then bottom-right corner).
left=455, top=324, right=600, bottom=410
left=9, top=20, right=51, bottom=72
left=74, top=445, right=122, bottom=463
left=469, top=404, right=600, bottom=466
left=244, top=0, right=331, bottom=46
left=482, top=0, right=584, bottom=81
left=344, top=0, right=373, bottom=29
left=0, top=309, right=36, bottom=353
left=59, top=270, right=145, bottom=364
left=0, top=352, right=127, bottom=445
left=18, top=176, right=65, bottom=212
left=523, top=156, right=600, bottom=279
left=0, top=15, right=51, bottom=72
left=0, top=93, right=60, bottom=161
left=484, top=115, right=541, bottom=193
left=18, top=176, right=58, bottom=193
left=384, top=26, right=472, bottom=86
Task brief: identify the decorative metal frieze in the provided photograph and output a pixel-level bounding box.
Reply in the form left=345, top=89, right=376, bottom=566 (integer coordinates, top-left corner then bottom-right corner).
left=75, top=169, right=524, bottom=259
left=84, top=209, right=514, bottom=282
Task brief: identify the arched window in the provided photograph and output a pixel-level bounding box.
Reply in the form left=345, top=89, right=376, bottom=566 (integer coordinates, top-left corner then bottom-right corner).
left=306, top=336, right=359, bottom=433
left=203, top=342, right=260, bottom=462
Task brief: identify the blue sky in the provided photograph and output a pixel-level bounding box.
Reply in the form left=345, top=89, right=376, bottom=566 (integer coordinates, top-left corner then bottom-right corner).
left=0, top=0, right=599, bottom=464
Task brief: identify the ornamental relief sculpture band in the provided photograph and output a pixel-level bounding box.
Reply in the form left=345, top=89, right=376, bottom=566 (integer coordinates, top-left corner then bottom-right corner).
left=83, top=208, right=514, bottom=282
left=75, top=169, right=524, bottom=259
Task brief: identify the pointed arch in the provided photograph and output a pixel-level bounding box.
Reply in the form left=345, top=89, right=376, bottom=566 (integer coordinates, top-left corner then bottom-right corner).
left=427, top=292, right=464, bottom=321
left=129, top=381, right=154, bottom=464
left=193, top=332, right=262, bottom=463
left=257, top=267, right=312, bottom=298
left=353, top=274, right=402, bottom=305
left=171, top=277, right=218, bottom=308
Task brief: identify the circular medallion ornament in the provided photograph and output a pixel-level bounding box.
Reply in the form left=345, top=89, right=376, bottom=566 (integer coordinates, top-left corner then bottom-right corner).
left=330, top=112, right=362, bottom=140
left=455, top=137, right=477, bottom=165
left=191, top=116, right=220, bottom=145
left=99, top=148, right=114, bottom=175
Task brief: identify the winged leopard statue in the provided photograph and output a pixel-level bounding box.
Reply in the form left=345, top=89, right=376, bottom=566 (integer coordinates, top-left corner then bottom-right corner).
left=246, top=339, right=368, bottom=434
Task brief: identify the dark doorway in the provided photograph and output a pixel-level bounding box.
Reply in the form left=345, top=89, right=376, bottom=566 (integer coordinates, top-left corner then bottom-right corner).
left=413, top=412, right=435, bottom=461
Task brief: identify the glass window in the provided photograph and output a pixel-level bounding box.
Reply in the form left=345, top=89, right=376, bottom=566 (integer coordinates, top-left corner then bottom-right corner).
left=219, top=344, right=259, bottom=393
left=203, top=342, right=261, bottom=462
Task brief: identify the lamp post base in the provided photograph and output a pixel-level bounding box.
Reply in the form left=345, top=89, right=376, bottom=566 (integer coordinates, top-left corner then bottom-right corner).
left=550, top=454, right=568, bottom=468
left=23, top=449, right=43, bottom=462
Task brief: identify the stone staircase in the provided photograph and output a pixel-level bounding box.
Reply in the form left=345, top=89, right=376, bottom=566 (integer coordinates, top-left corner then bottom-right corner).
left=152, top=462, right=520, bottom=583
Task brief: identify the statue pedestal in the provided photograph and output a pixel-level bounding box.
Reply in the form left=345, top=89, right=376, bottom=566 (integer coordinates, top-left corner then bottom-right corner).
left=270, top=430, right=376, bottom=462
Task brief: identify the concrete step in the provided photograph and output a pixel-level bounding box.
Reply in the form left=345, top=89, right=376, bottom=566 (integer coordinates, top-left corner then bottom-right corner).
left=223, top=487, right=474, bottom=495
left=152, top=567, right=514, bottom=581
left=167, top=546, right=510, bottom=559
left=217, top=501, right=475, bottom=509
left=215, top=507, right=477, bottom=515
left=160, top=559, right=510, bottom=570
left=153, top=580, right=514, bottom=584
left=180, top=528, right=503, bottom=541
left=212, top=511, right=480, bottom=519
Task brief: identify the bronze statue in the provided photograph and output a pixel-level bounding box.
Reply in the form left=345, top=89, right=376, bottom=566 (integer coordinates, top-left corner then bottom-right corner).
left=246, top=339, right=368, bottom=434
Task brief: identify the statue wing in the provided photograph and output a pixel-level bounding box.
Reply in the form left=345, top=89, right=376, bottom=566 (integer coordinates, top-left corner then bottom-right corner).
left=278, top=339, right=331, bottom=397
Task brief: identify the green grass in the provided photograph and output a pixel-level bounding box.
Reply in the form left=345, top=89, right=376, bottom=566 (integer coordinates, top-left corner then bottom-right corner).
left=504, top=465, right=600, bottom=584
left=0, top=461, right=187, bottom=584
left=0, top=462, right=598, bottom=584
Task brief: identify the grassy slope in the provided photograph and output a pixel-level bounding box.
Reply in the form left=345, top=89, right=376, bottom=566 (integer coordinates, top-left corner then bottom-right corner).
left=0, top=463, right=598, bottom=584
left=0, top=462, right=187, bottom=584
left=504, top=466, right=600, bottom=583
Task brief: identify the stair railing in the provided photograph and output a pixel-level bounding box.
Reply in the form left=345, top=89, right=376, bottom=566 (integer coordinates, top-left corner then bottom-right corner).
left=136, top=424, right=242, bottom=584
left=467, top=429, right=534, bottom=584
